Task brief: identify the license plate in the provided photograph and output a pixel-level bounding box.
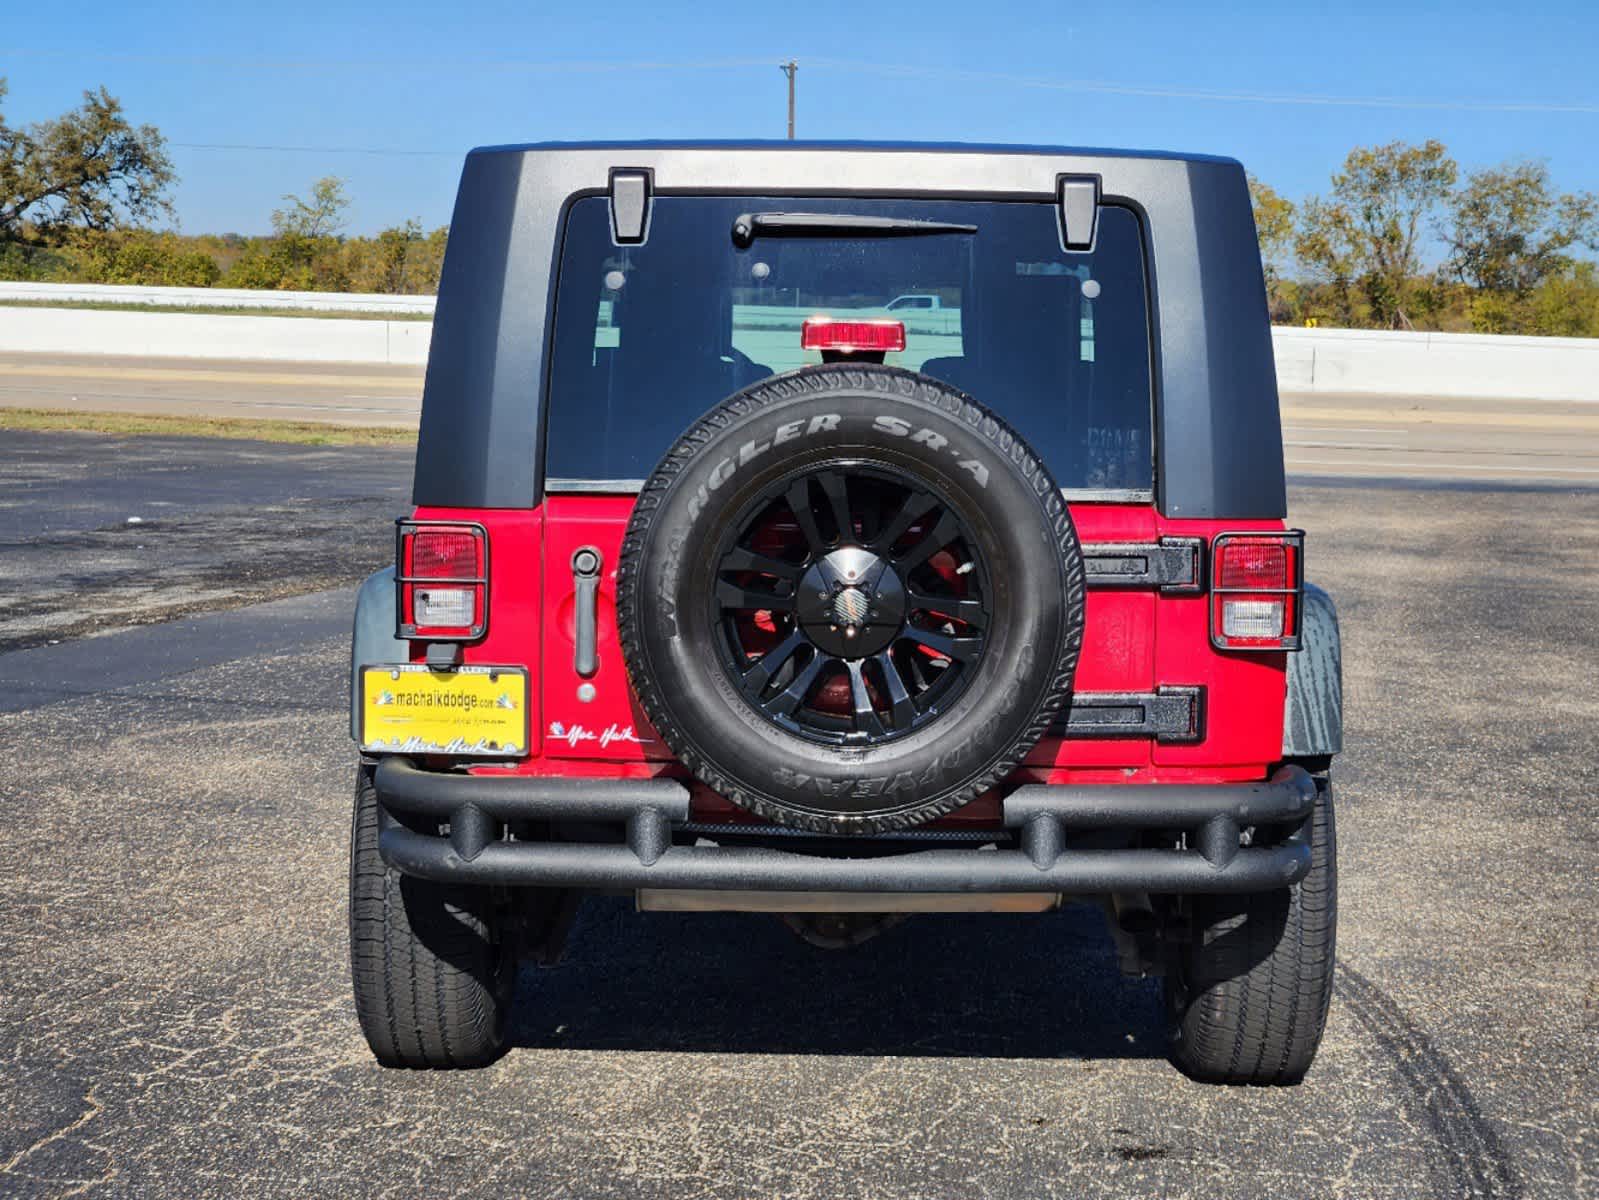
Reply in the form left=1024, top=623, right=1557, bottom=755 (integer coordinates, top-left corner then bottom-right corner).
left=359, top=664, right=529, bottom=757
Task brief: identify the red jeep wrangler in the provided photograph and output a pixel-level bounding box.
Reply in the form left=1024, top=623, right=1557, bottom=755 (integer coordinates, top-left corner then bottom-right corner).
left=349, top=143, right=1343, bottom=1085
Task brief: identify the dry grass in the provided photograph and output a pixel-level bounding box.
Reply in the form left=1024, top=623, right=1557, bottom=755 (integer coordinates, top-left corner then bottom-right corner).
left=0, top=406, right=416, bottom=446
left=0, top=298, right=431, bottom=321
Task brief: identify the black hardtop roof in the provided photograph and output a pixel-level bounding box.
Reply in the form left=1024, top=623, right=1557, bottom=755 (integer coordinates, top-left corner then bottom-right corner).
left=414, top=140, right=1284, bottom=519
left=467, top=139, right=1242, bottom=168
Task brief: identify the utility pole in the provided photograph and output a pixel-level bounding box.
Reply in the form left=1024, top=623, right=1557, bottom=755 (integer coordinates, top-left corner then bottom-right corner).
left=780, top=60, right=797, bottom=139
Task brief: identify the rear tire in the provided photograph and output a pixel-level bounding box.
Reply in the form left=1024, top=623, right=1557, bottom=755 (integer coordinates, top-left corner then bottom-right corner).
left=617, top=364, right=1085, bottom=834
left=1168, top=771, right=1337, bottom=1085
left=348, top=765, right=514, bottom=1068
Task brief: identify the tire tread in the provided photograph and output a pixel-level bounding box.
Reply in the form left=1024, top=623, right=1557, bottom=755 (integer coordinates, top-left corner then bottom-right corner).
left=348, top=767, right=510, bottom=1068
left=1170, top=772, right=1337, bottom=1085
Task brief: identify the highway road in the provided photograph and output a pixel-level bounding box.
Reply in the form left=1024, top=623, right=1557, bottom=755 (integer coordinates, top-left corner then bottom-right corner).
left=0, top=433, right=1596, bottom=1197
left=0, top=353, right=423, bottom=428
left=4, top=352, right=1598, bottom=485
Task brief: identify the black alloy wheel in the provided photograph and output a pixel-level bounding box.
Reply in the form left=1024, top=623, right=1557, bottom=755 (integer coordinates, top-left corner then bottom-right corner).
left=711, top=462, right=990, bottom=746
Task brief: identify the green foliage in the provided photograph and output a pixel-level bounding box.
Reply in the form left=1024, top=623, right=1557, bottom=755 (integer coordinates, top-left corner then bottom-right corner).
left=217, top=213, right=447, bottom=294
left=0, top=240, right=72, bottom=281
left=1443, top=161, right=1599, bottom=332
left=4, top=91, right=1598, bottom=332
left=342, top=220, right=448, bottom=294
left=272, top=177, right=349, bottom=239
left=1527, top=262, right=1599, bottom=338
left=1248, top=175, right=1296, bottom=320
left=1294, top=139, right=1458, bottom=330
left=1249, top=139, right=1599, bottom=336
left=223, top=230, right=348, bottom=291
left=67, top=230, right=220, bottom=287
left=0, top=77, right=176, bottom=240
left=1, top=218, right=449, bottom=295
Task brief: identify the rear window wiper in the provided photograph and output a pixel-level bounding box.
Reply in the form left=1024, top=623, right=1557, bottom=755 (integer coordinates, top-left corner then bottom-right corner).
left=731, top=212, right=977, bottom=247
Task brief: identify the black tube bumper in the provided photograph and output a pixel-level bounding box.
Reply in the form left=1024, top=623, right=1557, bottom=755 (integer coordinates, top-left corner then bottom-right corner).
left=372, top=758, right=1317, bottom=895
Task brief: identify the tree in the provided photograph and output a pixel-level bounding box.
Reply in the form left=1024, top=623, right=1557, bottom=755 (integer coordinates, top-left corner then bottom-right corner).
left=1296, top=140, right=1457, bottom=329
left=1293, top=197, right=1362, bottom=325
left=342, top=220, right=450, bottom=294
left=271, top=176, right=348, bottom=239
left=1529, top=261, right=1599, bottom=338
left=1248, top=175, right=1296, bottom=319
left=1444, top=160, right=1599, bottom=331
left=223, top=176, right=355, bottom=291
left=69, top=229, right=220, bottom=287
left=0, top=78, right=175, bottom=241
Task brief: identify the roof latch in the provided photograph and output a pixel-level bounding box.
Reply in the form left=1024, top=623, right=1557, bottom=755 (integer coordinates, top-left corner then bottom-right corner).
left=1057, top=174, right=1101, bottom=252
left=609, top=167, right=653, bottom=245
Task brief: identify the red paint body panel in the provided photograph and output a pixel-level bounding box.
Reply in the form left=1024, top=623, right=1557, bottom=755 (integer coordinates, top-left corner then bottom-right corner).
left=1024, top=503, right=1158, bottom=772
left=406, top=498, right=1292, bottom=802
left=538, top=496, right=671, bottom=761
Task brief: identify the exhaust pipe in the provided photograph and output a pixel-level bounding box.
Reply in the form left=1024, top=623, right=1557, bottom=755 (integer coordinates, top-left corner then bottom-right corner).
left=1111, top=891, right=1156, bottom=934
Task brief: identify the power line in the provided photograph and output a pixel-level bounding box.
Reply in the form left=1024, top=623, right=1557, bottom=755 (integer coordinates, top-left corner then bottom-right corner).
left=172, top=143, right=457, bottom=157
left=6, top=46, right=1596, bottom=113
left=1, top=48, right=773, bottom=76
left=805, top=58, right=1599, bottom=116
left=17, top=49, right=1597, bottom=170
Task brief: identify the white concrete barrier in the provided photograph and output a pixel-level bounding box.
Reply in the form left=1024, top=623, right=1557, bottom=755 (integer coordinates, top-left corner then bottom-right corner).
left=0, top=280, right=435, bottom=315
left=1272, top=327, right=1599, bottom=402
left=0, top=305, right=429, bottom=365
left=2, top=292, right=1596, bottom=396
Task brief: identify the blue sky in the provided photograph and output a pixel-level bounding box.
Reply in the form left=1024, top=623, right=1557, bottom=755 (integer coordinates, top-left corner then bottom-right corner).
left=4, top=1, right=1597, bottom=236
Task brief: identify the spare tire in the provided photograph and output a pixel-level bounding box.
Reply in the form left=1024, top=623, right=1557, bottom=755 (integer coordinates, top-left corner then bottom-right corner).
left=616, top=365, right=1085, bottom=833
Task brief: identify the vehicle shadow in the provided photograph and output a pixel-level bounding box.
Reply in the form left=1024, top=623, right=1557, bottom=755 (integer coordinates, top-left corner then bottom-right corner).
left=507, top=898, right=1167, bottom=1060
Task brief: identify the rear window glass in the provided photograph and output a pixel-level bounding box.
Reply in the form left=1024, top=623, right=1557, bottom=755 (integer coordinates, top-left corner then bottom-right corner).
left=545, top=196, right=1152, bottom=493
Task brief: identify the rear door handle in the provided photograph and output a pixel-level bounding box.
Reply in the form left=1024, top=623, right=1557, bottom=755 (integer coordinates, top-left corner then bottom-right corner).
left=571, top=547, right=602, bottom=678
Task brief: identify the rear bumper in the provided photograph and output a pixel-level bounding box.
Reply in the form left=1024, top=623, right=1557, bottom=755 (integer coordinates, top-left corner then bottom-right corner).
left=373, top=759, right=1317, bottom=895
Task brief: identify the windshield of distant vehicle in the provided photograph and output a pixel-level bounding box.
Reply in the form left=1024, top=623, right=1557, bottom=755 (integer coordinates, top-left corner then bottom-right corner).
left=545, top=195, right=1153, bottom=495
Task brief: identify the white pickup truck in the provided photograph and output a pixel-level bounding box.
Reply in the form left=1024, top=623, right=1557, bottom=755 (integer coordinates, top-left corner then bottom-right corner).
left=883, top=293, right=945, bottom=312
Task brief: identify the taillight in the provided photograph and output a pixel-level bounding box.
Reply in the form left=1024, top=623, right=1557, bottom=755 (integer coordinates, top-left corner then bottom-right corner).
left=397, top=521, right=488, bottom=640
left=1210, top=532, right=1303, bottom=651
left=801, top=316, right=907, bottom=354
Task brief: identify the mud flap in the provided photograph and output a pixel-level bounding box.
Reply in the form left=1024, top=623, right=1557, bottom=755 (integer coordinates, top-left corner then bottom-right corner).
left=1282, top=581, right=1341, bottom=758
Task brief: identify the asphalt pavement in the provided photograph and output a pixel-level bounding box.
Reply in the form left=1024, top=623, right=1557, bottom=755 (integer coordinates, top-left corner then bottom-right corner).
left=0, top=430, right=410, bottom=651
left=1, top=432, right=1595, bottom=1198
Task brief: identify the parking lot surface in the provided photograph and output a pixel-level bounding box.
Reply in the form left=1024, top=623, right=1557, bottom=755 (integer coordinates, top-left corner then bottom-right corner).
left=1, top=436, right=1595, bottom=1198
left=0, top=430, right=410, bottom=651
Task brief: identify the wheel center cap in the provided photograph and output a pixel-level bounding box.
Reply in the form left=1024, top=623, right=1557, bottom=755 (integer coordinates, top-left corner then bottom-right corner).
left=831, top=587, right=871, bottom=627
left=796, top=547, right=906, bottom=659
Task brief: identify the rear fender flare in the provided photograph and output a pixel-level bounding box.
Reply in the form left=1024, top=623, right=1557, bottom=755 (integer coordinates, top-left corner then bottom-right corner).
left=1282, top=581, right=1342, bottom=758
left=350, top=567, right=407, bottom=741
